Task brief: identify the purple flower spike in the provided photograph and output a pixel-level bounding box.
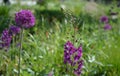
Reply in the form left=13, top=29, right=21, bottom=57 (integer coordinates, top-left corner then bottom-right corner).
left=64, top=41, right=83, bottom=76
left=15, top=10, right=35, bottom=28
left=77, top=60, right=83, bottom=71
left=100, top=16, right=108, bottom=23
left=77, top=46, right=82, bottom=57
left=9, top=25, right=21, bottom=36
left=0, top=29, right=12, bottom=50
left=74, top=60, right=83, bottom=76
left=104, top=24, right=112, bottom=30
left=64, top=41, right=76, bottom=64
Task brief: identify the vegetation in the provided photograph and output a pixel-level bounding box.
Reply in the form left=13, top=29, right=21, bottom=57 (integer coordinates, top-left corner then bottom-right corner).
left=0, top=0, right=120, bottom=76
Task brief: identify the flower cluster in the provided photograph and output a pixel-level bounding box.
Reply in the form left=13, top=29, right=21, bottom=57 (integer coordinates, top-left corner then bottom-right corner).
left=9, top=25, right=21, bottom=36
left=0, top=25, right=21, bottom=50
left=0, top=29, right=12, bottom=50
left=64, top=41, right=83, bottom=76
left=15, top=10, right=35, bottom=28
left=104, top=24, right=112, bottom=30
left=100, top=16, right=112, bottom=30
left=100, top=16, right=108, bottom=23
left=0, top=9, right=35, bottom=51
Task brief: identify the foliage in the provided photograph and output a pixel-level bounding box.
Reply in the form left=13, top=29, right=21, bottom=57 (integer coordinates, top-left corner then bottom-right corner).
left=0, top=1, right=120, bottom=76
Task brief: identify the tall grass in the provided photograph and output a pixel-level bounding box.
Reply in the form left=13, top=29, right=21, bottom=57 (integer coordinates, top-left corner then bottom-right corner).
left=0, top=1, right=120, bottom=76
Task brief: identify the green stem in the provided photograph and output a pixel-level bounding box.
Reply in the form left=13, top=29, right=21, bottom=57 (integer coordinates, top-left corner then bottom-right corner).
left=12, top=36, right=15, bottom=61
left=18, top=28, right=23, bottom=76
left=73, top=26, right=76, bottom=45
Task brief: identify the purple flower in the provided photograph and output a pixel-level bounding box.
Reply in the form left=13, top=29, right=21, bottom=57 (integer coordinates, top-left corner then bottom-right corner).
left=104, top=24, right=112, bottom=30
left=64, top=41, right=76, bottom=64
left=74, top=60, right=83, bottom=76
left=75, top=46, right=82, bottom=61
left=15, top=10, right=35, bottom=28
left=0, top=29, right=12, bottom=50
left=9, top=25, right=21, bottom=36
left=64, top=41, right=83, bottom=76
left=100, top=16, right=108, bottom=23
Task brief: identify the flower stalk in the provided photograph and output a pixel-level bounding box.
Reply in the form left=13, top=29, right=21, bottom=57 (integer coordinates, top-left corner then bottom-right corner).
left=18, top=28, right=23, bottom=76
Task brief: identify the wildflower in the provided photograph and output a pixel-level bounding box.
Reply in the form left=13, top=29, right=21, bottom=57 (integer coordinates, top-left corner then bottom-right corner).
left=74, top=60, right=83, bottom=76
left=15, top=10, right=36, bottom=75
left=0, top=29, right=12, bottom=50
left=9, top=25, right=21, bottom=36
left=74, top=46, right=82, bottom=62
left=64, top=41, right=83, bottom=76
left=100, top=16, right=108, bottom=23
left=15, top=10, right=35, bottom=28
left=104, top=24, right=112, bottom=30
left=64, top=41, right=76, bottom=64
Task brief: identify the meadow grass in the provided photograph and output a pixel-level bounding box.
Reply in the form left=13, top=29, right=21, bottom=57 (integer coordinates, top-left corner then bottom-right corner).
left=0, top=1, right=120, bottom=76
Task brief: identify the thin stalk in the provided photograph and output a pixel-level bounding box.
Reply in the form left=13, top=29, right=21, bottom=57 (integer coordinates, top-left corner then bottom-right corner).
left=12, top=36, right=15, bottom=61
left=18, top=28, right=23, bottom=76
left=73, top=25, right=76, bottom=45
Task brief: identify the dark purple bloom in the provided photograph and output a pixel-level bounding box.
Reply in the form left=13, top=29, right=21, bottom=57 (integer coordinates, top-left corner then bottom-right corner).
left=104, top=24, right=112, bottom=30
left=74, top=46, right=82, bottom=62
left=100, top=16, right=108, bottom=23
left=64, top=41, right=76, bottom=64
left=77, top=60, right=83, bottom=71
left=77, top=46, right=82, bottom=57
left=64, top=41, right=83, bottom=76
left=9, top=25, right=21, bottom=36
left=74, top=60, right=83, bottom=76
left=74, top=71, right=81, bottom=76
left=0, top=29, right=12, bottom=50
left=15, top=10, right=35, bottom=28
